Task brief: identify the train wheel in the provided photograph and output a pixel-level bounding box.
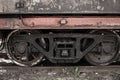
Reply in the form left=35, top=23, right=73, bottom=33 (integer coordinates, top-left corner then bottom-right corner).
left=6, top=30, right=44, bottom=66
left=85, top=30, right=119, bottom=66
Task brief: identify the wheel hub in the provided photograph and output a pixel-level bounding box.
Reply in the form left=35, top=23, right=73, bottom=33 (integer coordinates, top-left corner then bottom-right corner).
left=6, top=30, right=44, bottom=66
left=85, top=30, right=119, bottom=65
left=15, top=42, right=28, bottom=54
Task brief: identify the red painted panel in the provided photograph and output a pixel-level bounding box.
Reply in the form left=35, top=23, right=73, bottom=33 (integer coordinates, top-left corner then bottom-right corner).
left=0, top=16, right=120, bottom=29
left=0, top=19, right=5, bottom=28
left=22, top=16, right=120, bottom=29
left=0, top=18, right=21, bottom=29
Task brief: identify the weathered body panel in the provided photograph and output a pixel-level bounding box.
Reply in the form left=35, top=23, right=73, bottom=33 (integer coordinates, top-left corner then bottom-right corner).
left=0, top=16, right=120, bottom=29
left=0, top=0, right=120, bottom=29
left=22, top=17, right=120, bottom=29
left=0, top=0, right=120, bottom=14
left=0, top=0, right=19, bottom=13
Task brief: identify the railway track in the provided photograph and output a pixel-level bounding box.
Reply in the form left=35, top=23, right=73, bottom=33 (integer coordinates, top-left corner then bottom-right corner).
left=0, top=59, right=120, bottom=72
left=0, top=53, right=120, bottom=73
left=0, top=66, right=120, bottom=73
left=0, top=54, right=120, bottom=80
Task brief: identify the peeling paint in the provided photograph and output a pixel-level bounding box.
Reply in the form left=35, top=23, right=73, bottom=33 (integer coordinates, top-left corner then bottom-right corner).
left=20, top=0, right=120, bottom=13
left=113, top=0, right=117, bottom=3
left=0, top=0, right=19, bottom=13
left=0, top=0, right=120, bottom=13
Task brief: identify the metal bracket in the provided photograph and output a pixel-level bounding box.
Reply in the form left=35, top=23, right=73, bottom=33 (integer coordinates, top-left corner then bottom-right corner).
left=15, top=2, right=25, bottom=9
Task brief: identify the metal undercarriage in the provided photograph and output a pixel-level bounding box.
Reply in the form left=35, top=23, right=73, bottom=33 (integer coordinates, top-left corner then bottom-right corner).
left=0, top=0, right=120, bottom=66
left=0, top=15, right=119, bottom=66
left=2, top=29, right=119, bottom=66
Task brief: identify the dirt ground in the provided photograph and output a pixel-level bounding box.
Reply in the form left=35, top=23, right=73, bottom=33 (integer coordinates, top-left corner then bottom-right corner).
left=0, top=68, right=120, bottom=80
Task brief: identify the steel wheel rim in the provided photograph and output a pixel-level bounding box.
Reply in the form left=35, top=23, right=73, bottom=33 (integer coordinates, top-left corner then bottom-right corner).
left=6, top=30, right=44, bottom=66
left=85, top=30, right=119, bottom=65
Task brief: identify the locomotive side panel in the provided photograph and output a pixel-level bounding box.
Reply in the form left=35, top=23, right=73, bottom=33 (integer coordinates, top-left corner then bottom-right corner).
left=21, top=0, right=120, bottom=14
left=22, top=17, right=120, bottom=29
left=0, top=0, right=120, bottom=14
left=0, top=0, right=19, bottom=13
left=0, top=17, right=120, bottom=29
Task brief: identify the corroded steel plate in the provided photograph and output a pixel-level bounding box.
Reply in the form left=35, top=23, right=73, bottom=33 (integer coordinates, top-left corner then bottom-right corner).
left=0, top=0, right=120, bottom=14
left=0, top=0, right=19, bottom=13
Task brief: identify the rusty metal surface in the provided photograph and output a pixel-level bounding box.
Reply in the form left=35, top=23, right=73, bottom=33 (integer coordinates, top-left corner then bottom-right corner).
left=22, top=16, right=120, bottom=29
left=1, top=16, right=120, bottom=29
left=0, top=0, right=19, bottom=13
left=0, top=0, right=120, bottom=14
left=0, top=18, right=21, bottom=29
